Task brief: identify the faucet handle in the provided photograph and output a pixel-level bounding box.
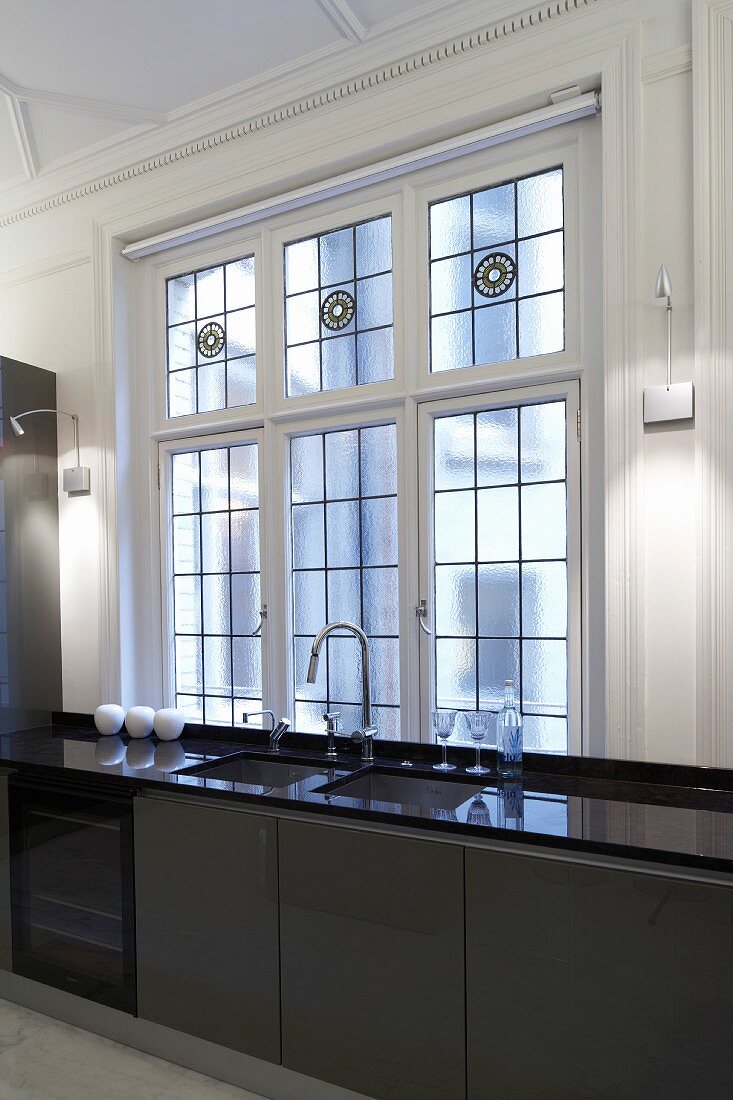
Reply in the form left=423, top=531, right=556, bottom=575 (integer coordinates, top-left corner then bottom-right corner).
left=350, top=725, right=378, bottom=763
left=323, top=711, right=341, bottom=732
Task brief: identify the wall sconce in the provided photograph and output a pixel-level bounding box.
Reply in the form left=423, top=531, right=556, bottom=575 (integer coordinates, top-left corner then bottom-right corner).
left=643, top=264, right=694, bottom=424
left=10, top=409, right=91, bottom=494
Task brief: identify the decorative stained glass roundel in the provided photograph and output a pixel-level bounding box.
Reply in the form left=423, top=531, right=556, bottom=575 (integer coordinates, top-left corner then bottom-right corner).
left=473, top=253, right=516, bottom=299
left=197, top=321, right=225, bottom=358
left=321, top=290, right=355, bottom=331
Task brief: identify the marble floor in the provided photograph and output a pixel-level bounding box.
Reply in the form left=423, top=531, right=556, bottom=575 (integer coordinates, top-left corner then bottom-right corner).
left=0, top=997, right=266, bottom=1100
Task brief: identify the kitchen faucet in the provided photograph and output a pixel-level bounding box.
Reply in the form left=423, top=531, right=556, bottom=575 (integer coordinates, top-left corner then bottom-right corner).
left=307, top=622, right=378, bottom=762
left=243, top=709, right=291, bottom=754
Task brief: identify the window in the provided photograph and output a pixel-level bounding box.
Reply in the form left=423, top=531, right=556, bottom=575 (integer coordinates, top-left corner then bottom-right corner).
left=168, top=439, right=262, bottom=724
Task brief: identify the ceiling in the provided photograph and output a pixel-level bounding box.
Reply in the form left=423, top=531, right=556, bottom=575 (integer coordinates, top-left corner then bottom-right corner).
left=0, top=0, right=503, bottom=198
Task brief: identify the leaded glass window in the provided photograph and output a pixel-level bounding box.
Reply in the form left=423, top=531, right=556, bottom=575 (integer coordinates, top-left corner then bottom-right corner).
left=432, top=399, right=568, bottom=752
left=284, top=216, right=393, bottom=396
left=170, top=441, right=261, bottom=724
left=167, top=257, right=256, bottom=417
left=429, top=168, right=564, bottom=372
left=290, top=424, right=400, bottom=738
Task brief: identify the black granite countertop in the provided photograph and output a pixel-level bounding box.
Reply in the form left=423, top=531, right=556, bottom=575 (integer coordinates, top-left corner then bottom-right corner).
left=2, top=719, right=733, bottom=873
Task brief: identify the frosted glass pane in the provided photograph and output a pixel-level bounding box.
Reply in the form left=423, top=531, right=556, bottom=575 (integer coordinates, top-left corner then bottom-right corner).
left=325, top=431, right=359, bottom=500
left=522, top=714, right=567, bottom=752
left=231, top=510, right=259, bottom=572
left=232, top=573, right=260, bottom=635
left=361, top=424, right=397, bottom=497
left=292, top=504, right=324, bottom=568
left=357, top=273, right=392, bottom=329
left=173, top=516, right=200, bottom=574
left=478, top=563, right=519, bottom=637
left=362, top=496, right=398, bottom=566
left=435, top=415, right=474, bottom=491
left=197, top=315, right=225, bottom=364
left=177, top=696, right=203, bottom=721
left=233, top=637, right=261, bottom=698
left=472, top=244, right=516, bottom=306
left=370, top=637, right=399, bottom=706
left=522, top=483, right=566, bottom=559
left=474, top=303, right=516, bottom=367
left=200, top=449, right=228, bottom=512
left=435, top=490, right=474, bottom=563
left=197, top=363, right=225, bottom=413
left=357, top=328, right=393, bottom=384
left=291, top=435, right=324, bottom=503
left=479, top=639, right=520, bottom=710
left=201, top=512, right=229, bottom=573
left=518, top=232, right=564, bottom=296
left=518, top=291, right=564, bottom=357
left=227, top=356, right=256, bottom=407
left=476, top=407, right=518, bottom=486
left=286, top=291, right=319, bottom=345
left=226, top=257, right=255, bottom=310
left=230, top=444, right=258, bottom=509
left=431, top=311, right=473, bottom=372
left=204, top=636, right=231, bottom=695
left=168, top=274, right=195, bottom=325
left=431, top=255, right=472, bottom=314
left=326, top=501, right=360, bottom=567
left=172, top=452, right=199, bottom=514
left=320, top=227, right=354, bottom=286
left=472, top=184, right=515, bottom=249
left=322, top=335, right=356, bottom=390
left=430, top=195, right=471, bottom=259
left=174, top=575, right=200, bottom=634
left=196, top=266, right=224, bottom=317
left=175, top=636, right=201, bottom=694
left=520, top=401, right=565, bottom=482
left=478, top=487, right=519, bottom=561
left=168, top=322, right=196, bottom=372
left=373, top=706, right=400, bottom=741
left=356, top=217, right=391, bottom=277
left=226, top=307, right=256, bottom=357
left=169, top=368, right=196, bottom=417
left=295, top=701, right=326, bottom=733
left=522, top=561, right=567, bottom=637
left=517, top=168, right=563, bottom=237
left=287, top=342, right=320, bottom=396
left=203, top=574, right=229, bottom=635
left=326, top=568, right=360, bottom=625
left=294, top=636, right=326, bottom=699
left=322, top=282, right=356, bottom=338
left=327, top=636, right=363, bottom=703
left=363, top=568, right=398, bottom=634
left=436, top=638, right=476, bottom=711
left=205, top=697, right=233, bottom=724
left=435, top=565, right=476, bottom=636
left=293, top=570, right=326, bottom=635
left=523, top=639, right=567, bottom=714
left=286, top=238, right=318, bottom=294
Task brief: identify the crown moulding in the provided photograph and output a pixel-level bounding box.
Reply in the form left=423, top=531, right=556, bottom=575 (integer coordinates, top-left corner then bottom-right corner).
left=0, top=0, right=601, bottom=230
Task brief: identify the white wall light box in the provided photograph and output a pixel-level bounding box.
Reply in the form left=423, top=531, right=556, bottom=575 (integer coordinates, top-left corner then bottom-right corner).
left=643, top=381, right=694, bottom=424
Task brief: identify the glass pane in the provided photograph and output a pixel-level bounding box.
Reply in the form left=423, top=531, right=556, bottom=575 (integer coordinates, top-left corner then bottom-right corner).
left=196, top=266, right=224, bottom=318
left=518, top=292, right=564, bottom=357
left=168, top=369, right=196, bottom=418
left=174, top=575, right=200, bottom=634
left=431, top=311, right=473, bottom=373
left=287, top=343, right=320, bottom=396
left=474, top=303, right=516, bottom=366
left=231, top=510, right=259, bottom=572
left=227, top=308, right=256, bottom=358
left=325, top=431, right=359, bottom=500
left=291, top=435, right=324, bottom=504
left=517, top=168, right=563, bottom=237
left=197, top=363, right=226, bottom=413
left=521, top=483, right=566, bottom=559
left=431, top=255, right=472, bottom=314
left=361, top=424, right=397, bottom=497
left=200, top=449, right=228, bottom=512
left=435, top=415, right=474, bottom=491
left=206, top=696, right=233, bottom=725
left=204, top=637, right=231, bottom=696
left=328, top=636, right=363, bottom=702
left=363, top=568, right=399, bottom=634
left=435, top=490, right=474, bottom=563
left=356, top=217, right=391, bottom=277
left=201, top=512, right=230, bottom=573
left=226, top=257, right=255, bottom=310
left=294, top=636, right=326, bottom=699
left=292, top=504, right=325, bottom=569
left=478, top=639, right=520, bottom=711
left=435, top=638, right=475, bottom=711
left=430, top=195, right=471, bottom=259
left=357, top=328, right=393, bottom=384
left=321, top=282, right=356, bottom=338
left=522, top=714, right=567, bottom=753
left=168, top=323, right=196, bottom=372
left=435, top=565, right=476, bottom=636
left=227, top=356, right=256, bottom=407
left=231, top=573, right=260, bottom=636
left=478, top=564, right=519, bottom=637
left=373, top=706, right=400, bottom=741
left=322, top=336, right=356, bottom=391
left=362, top=496, right=398, bottom=566
left=522, top=639, right=567, bottom=715
left=357, top=273, right=392, bottom=330
left=285, top=238, right=318, bottom=294
left=472, top=183, right=515, bottom=249
left=172, top=452, right=199, bottom=515
left=518, top=232, right=564, bottom=297
left=370, top=637, right=399, bottom=706
left=203, top=574, right=229, bottom=635
left=476, top=408, right=517, bottom=486
left=327, top=569, right=360, bottom=625
left=286, top=291, right=319, bottom=345
left=326, top=501, right=360, bottom=567
left=520, top=402, right=565, bottom=482
left=233, top=637, right=261, bottom=698
left=230, top=444, right=258, bottom=509
left=175, top=636, right=202, bottom=695
left=522, top=562, right=567, bottom=637
left=477, top=487, right=519, bottom=561
left=173, top=516, right=200, bottom=574
left=320, top=227, right=354, bottom=286
left=295, top=700, right=327, bottom=733
left=293, top=570, right=326, bottom=635
left=168, top=274, right=195, bottom=325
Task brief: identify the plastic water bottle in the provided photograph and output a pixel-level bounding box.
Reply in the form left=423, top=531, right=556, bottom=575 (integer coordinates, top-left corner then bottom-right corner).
left=496, top=679, right=522, bottom=777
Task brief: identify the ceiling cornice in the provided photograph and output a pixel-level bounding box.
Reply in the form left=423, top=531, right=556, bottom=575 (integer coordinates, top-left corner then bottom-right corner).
left=0, top=0, right=603, bottom=230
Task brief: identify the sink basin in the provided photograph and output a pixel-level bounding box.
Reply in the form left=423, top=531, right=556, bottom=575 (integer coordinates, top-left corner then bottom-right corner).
left=324, top=770, right=486, bottom=811
left=183, top=755, right=329, bottom=792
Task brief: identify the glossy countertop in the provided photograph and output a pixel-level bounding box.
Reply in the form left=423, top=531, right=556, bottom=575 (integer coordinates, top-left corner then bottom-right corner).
left=2, top=720, right=733, bottom=873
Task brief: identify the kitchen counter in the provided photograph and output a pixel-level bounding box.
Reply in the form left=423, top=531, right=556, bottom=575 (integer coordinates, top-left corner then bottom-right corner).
left=2, top=719, right=733, bottom=873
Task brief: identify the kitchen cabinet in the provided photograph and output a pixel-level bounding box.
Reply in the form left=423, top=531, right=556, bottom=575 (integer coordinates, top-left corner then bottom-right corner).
left=134, top=797, right=279, bottom=1062
left=279, top=820, right=465, bottom=1100
left=466, top=848, right=733, bottom=1100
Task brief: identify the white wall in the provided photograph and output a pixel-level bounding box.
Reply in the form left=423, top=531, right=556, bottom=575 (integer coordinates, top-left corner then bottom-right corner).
left=0, top=0, right=712, bottom=762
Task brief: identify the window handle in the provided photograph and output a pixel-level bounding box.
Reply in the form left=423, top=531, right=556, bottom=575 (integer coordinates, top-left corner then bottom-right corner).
left=253, top=604, right=268, bottom=636
left=416, top=599, right=432, bottom=636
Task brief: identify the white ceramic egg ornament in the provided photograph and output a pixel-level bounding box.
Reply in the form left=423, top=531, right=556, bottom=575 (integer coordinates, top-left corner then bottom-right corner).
left=153, top=708, right=185, bottom=741
left=126, top=739, right=155, bottom=770
left=125, top=706, right=155, bottom=739
left=94, top=704, right=125, bottom=736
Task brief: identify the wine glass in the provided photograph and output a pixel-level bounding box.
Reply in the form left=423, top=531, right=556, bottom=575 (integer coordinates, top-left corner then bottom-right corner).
left=464, top=711, right=492, bottom=775
left=432, top=709, right=457, bottom=771
left=466, top=794, right=492, bottom=828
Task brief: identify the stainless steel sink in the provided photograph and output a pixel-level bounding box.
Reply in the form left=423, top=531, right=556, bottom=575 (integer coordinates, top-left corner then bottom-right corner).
left=324, top=770, right=486, bottom=810
left=183, top=755, right=329, bottom=792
